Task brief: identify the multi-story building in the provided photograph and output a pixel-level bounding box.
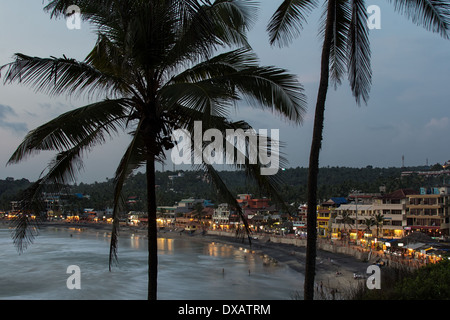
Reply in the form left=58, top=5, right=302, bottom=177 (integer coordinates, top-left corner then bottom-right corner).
left=175, top=198, right=204, bottom=214
left=319, top=197, right=347, bottom=238
left=406, top=186, right=450, bottom=237
left=333, top=204, right=375, bottom=241
left=292, top=204, right=307, bottom=236
left=372, top=189, right=418, bottom=238
left=317, top=205, right=331, bottom=238
left=11, top=193, right=66, bottom=220
left=332, top=192, right=381, bottom=241
left=347, top=192, right=380, bottom=205
left=212, top=203, right=233, bottom=230
left=236, top=194, right=270, bottom=209
left=317, top=187, right=450, bottom=241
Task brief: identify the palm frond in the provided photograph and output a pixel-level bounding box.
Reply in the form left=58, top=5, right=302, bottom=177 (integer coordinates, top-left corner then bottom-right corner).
left=0, top=54, right=130, bottom=98
left=44, top=0, right=105, bottom=19
left=268, top=0, right=319, bottom=47
left=220, top=121, right=291, bottom=210
left=163, top=0, right=257, bottom=74
left=41, top=149, right=85, bottom=186
left=163, top=48, right=307, bottom=124
left=168, top=48, right=259, bottom=83
left=319, top=0, right=352, bottom=88
left=109, top=120, right=147, bottom=269
left=197, top=126, right=291, bottom=241
left=231, top=65, right=307, bottom=123
left=10, top=214, right=40, bottom=254
left=388, top=0, right=450, bottom=39
left=202, top=163, right=253, bottom=242
left=209, top=0, right=258, bottom=46
left=175, top=114, right=292, bottom=212
left=7, top=98, right=131, bottom=164
left=8, top=99, right=132, bottom=255
left=44, top=0, right=123, bottom=25
left=347, top=0, right=372, bottom=105
left=9, top=180, right=46, bottom=254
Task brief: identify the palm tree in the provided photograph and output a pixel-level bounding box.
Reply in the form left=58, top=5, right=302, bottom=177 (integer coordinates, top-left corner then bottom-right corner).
left=1, top=0, right=306, bottom=300
left=363, top=217, right=375, bottom=234
left=267, top=0, right=450, bottom=300
left=340, top=209, right=352, bottom=243
left=374, top=212, right=384, bottom=238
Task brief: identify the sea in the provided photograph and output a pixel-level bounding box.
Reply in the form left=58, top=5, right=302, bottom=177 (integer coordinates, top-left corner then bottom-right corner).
left=0, top=226, right=303, bottom=300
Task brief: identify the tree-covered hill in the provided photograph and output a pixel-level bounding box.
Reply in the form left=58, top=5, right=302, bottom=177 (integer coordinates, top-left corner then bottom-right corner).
left=1, top=165, right=445, bottom=211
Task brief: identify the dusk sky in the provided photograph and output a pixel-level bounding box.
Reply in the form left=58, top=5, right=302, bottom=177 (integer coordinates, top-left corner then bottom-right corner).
left=1, top=1, right=450, bottom=183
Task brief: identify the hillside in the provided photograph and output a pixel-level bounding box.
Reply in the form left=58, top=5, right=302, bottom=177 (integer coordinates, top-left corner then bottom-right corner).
left=0, top=165, right=444, bottom=211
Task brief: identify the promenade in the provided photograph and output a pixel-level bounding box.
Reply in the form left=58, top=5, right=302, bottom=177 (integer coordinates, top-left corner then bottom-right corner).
left=206, top=229, right=432, bottom=270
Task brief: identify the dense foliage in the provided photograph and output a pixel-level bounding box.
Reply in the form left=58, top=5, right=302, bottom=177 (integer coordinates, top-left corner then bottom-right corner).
left=352, top=259, right=450, bottom=300
left=1, top=165, right=443, bottom=212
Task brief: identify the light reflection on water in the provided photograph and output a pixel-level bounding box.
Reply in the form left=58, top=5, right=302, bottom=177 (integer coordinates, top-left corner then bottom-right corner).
left=0, top=227, right=302, bottom=300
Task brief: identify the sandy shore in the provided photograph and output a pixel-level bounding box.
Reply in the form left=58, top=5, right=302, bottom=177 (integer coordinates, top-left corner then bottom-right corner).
left=136, top=224, right=369, bottom=299
left=4, top=220, right=369, bottom=299
left=195, top=231, right=370, bottom=299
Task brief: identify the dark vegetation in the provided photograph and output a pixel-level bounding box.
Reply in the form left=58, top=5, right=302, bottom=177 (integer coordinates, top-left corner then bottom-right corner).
left=1, top=165, right=445, bottom=212
left=350, top=259, right=450, bottom=300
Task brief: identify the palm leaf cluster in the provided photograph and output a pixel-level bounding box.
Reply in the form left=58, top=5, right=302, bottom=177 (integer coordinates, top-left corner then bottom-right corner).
left=1, top=0, right=307, bottom=299
left=268, top=0, right=450, bottom=300
left=269, top=0, right=450, bottom=105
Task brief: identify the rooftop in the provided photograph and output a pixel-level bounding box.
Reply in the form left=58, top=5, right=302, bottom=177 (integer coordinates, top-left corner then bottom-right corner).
left=381, top=188, right=419, bottom=199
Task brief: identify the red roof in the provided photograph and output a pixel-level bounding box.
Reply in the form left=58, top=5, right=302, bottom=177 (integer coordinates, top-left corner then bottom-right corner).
left=382, top=189, right=418, bottom=199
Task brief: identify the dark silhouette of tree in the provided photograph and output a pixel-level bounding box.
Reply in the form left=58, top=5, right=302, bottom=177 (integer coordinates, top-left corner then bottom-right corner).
left=1, top=0, right=306, bottom=300
left=267, top=0, right=450, bottom=299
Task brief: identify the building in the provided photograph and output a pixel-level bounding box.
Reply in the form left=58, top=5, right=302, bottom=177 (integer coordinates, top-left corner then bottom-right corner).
left=236, top=194, right=270, bottom=209
left=11, top=193, right=66, bottom=220
left=372, top=189, right=418, bottom=239
left=175, top=198, right=204, bottom=214
left=293, top=204, right=307, bottom=236
left=347, top=192, right=380, bottom=204
left=317, top=206, right=332, bottom=238
left=406, top=186, right=450, bottom=237
left=318, top=198, right=348, bottom=238
left=212, top=203, right=233, bottom=230
left=333, top=204, right=375, bottom=241
left=127, top=211, right=147, bottom=226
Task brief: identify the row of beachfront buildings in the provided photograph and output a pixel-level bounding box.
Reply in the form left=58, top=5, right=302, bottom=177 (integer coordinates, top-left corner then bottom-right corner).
left=154, top=186, right=450, bottom=241
left=159, top=186, right=450, bottom=239
left=3, top=185, right=450, bottom=242
left=319, top=186, right=450, bottom=241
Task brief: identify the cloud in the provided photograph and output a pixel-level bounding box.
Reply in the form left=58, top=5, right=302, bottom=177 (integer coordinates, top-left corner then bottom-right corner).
left=0, top=104, right=28, bottom=134
left=425, top=117, right=449, bottom=130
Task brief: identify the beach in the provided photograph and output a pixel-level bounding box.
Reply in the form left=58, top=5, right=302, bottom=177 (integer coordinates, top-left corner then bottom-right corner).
left=196, top=231, right=370, bottom=299
left=4, top=220, right=369, bottom=299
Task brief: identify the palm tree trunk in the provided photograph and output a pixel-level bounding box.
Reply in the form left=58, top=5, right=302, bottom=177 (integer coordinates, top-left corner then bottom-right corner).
left=147, top=152, right=158, bottom=300
left=304, top=0, right=335, bottom=300
left=143, top=102, right=158, bottom=300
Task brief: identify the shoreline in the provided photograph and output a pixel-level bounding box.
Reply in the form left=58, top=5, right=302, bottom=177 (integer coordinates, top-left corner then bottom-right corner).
left=3, top=220, right=369, bottom=299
